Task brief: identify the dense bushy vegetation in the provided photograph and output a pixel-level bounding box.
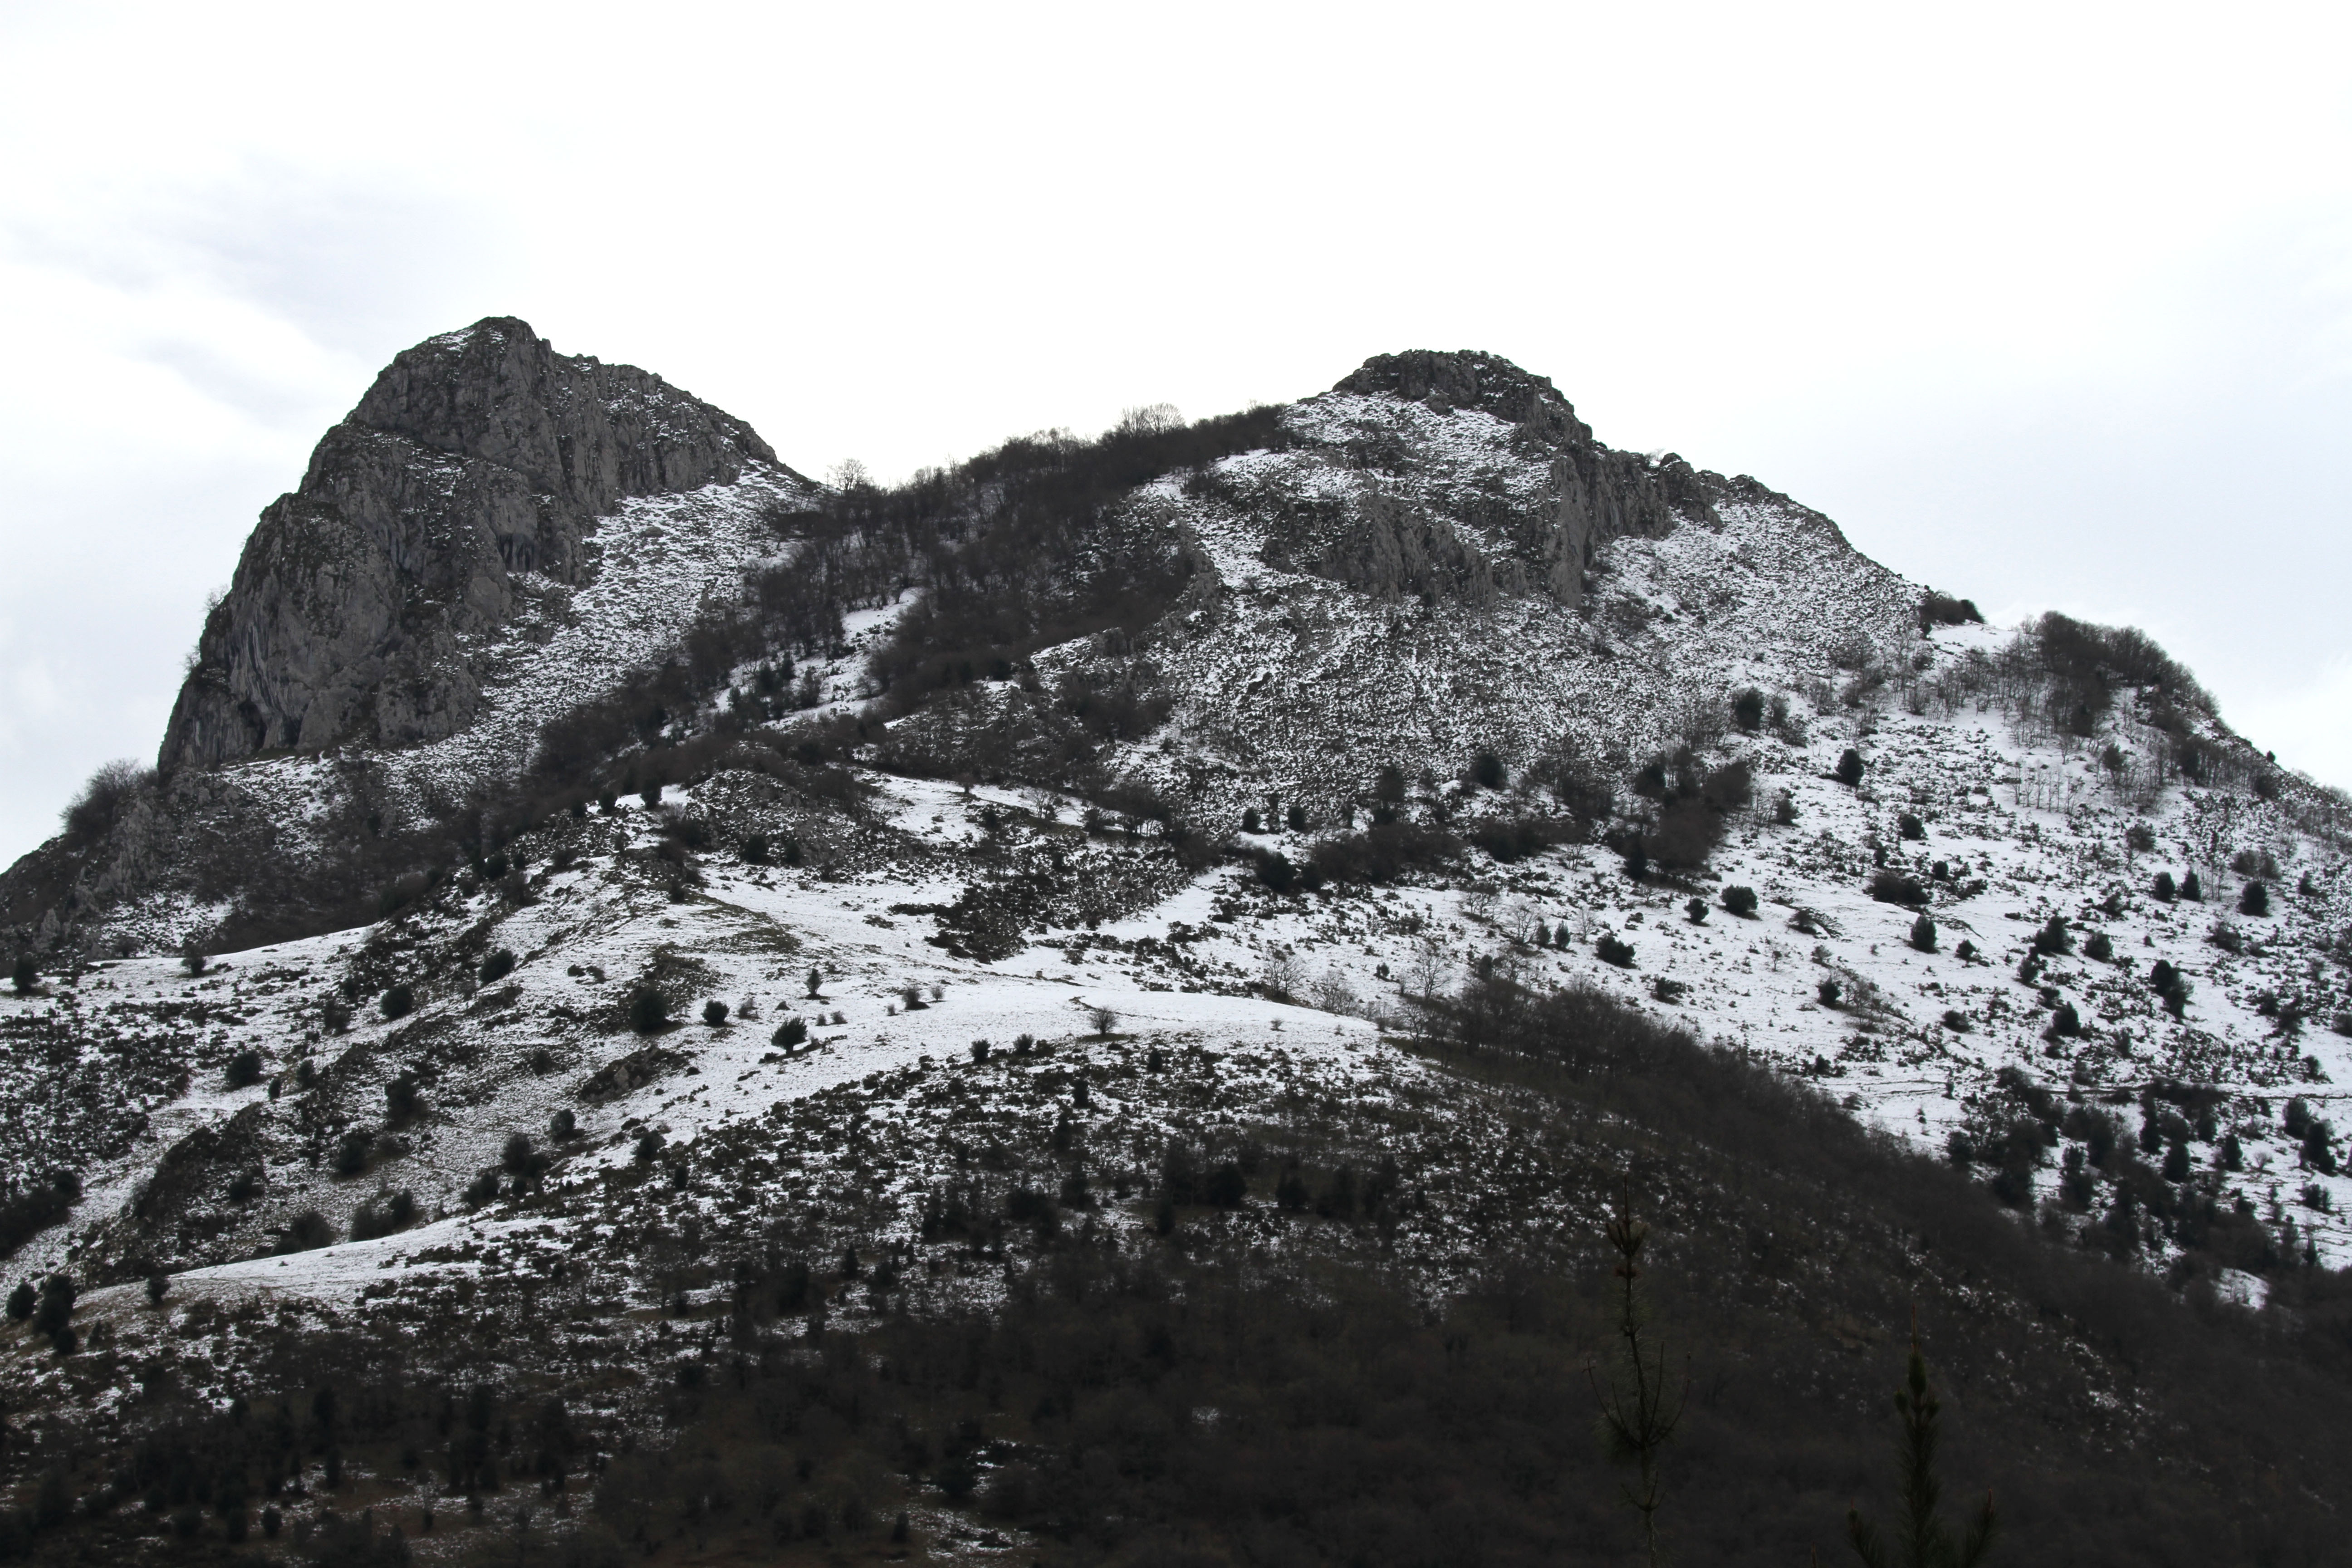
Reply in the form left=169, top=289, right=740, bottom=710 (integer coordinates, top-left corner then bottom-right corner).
left=803, top=407, right=1287, bottom=711
left=1918, top=588, right=1986, bottom=632
left=1621, top=753, right=1749, bottom=872
left=2032, top=611, right=2209, bottom=740
left=0, top=1172, right=79, bottom=1261
left=58, top=760, right=153, bottom=850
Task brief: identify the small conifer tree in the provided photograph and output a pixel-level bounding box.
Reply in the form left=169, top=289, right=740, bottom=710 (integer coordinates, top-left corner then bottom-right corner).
left=1836, top=749, right=1867, bottom=788
left=1590, top=1187, right=1685, bottom=1568
left=1910, top=913, right=1937, bottom=952
left=1846, top=1323, right=1996, bottom=1568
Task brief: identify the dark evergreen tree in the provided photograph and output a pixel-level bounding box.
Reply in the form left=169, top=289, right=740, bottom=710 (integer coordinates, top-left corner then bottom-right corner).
left=2162, top=1140, right=2191, bottom=1183
left=1846, top=1326, right=1997, bottom=1568
left=31, top=1275, right=74, bottom=1338
left=1592, top=1188, right=1685, bottom=1568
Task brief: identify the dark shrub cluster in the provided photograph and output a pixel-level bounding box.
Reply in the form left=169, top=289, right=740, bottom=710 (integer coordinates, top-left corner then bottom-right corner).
left=823, top=406, right=1287, bottom=722
left=1918, top=589, right=1985, bottom=631
left=1626, top=754, right=1750, bottom=871
left=347, top=1189, right=417, bottom=1242
left=59, top=759, right=153, bottom=849
left=1307, top=821, right=1462, bottom=884
left=2033, top=611, right=2208, bottom=737
left=0, top=1171, right=80, bottom=1261
left=1869, top=869, right=1929, bottom=906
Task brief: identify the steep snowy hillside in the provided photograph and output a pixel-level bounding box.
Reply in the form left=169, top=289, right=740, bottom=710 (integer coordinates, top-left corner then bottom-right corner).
left=2, top=324, right=2349, bottom=1565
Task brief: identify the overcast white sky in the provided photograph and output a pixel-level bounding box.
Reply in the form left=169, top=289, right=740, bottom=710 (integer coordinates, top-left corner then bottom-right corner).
left=3, top=1, right=2349, bottom=862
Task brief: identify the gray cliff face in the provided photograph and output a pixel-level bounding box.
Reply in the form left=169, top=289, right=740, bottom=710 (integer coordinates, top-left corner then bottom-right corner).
left=1330, top=351, right=1708, bottom=609
left=158, top=318, right=786, bottom=770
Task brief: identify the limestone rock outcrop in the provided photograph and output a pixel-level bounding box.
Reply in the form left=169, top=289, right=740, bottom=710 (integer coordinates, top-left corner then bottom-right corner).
left=1329, top=350, right=1710, bottom=608
left=159, top=318, right=787, bottom=770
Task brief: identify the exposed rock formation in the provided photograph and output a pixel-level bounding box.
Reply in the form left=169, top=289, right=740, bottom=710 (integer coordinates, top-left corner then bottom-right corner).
left=159, top=318, right=788, bottom=770
left=1331, top=350, right=1709, bottom=608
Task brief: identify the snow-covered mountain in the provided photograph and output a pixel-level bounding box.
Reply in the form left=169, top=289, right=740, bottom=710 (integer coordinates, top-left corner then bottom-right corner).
left=2, top=320, right=2347, bottom=1563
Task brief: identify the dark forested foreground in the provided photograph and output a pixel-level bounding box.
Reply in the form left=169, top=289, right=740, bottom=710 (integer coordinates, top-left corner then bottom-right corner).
left=7, top=982, right=2351, bottom=1567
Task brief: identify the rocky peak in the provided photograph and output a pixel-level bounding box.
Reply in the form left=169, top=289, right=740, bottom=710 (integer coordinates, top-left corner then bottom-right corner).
left=1333, top=349, right=1593, bottom=445
left=348, top=317, right=777, bottom=520
left=159, top=318, right=791, bottom=773
left=1319, top=350, right=1706, bottom=610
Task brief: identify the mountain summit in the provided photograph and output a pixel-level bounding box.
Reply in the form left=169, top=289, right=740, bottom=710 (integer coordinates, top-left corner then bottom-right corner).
left=161, top=318, right=788, bottom=770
